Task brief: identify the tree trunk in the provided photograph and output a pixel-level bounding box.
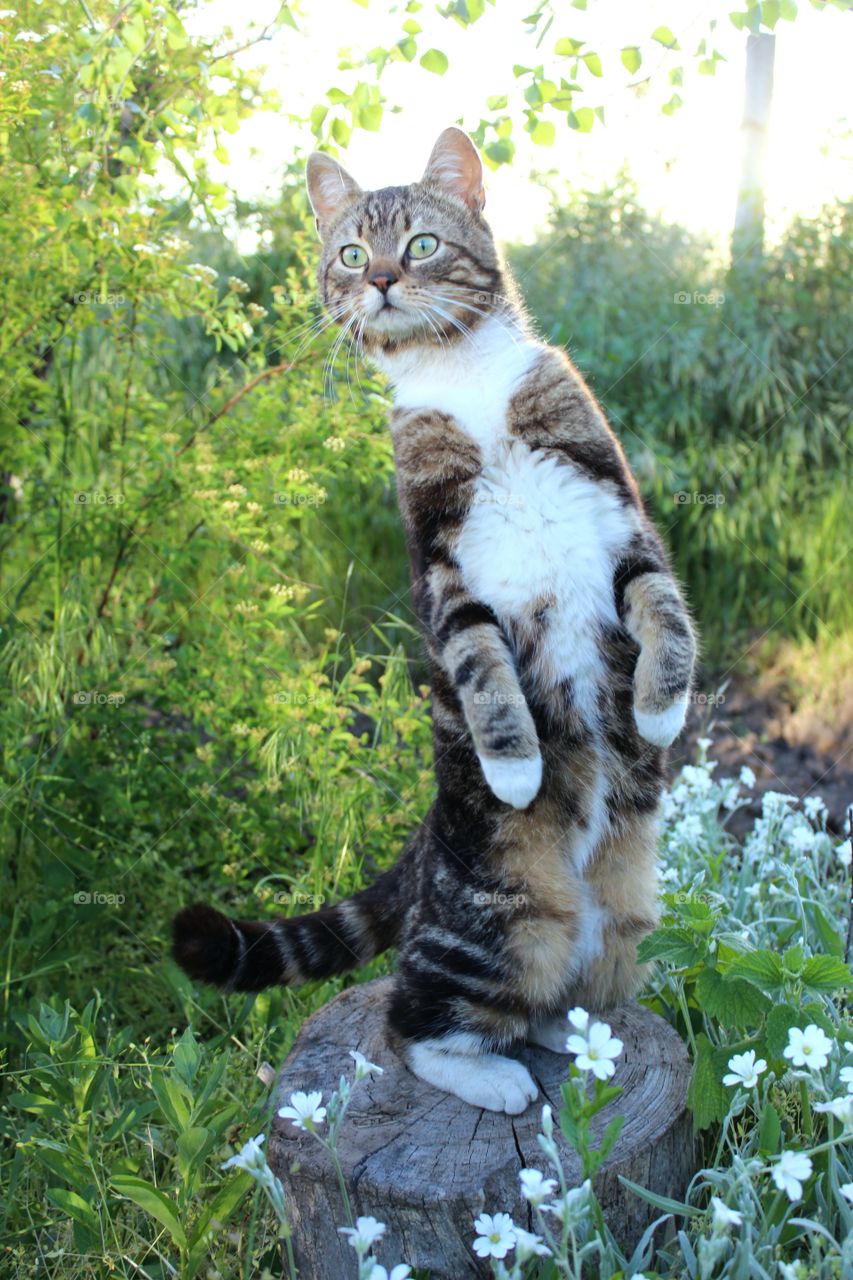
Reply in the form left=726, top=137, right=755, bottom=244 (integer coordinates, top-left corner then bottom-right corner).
left=269, top=977, right=696, bottom=1280
left=732, top=31, right=776, bottom=266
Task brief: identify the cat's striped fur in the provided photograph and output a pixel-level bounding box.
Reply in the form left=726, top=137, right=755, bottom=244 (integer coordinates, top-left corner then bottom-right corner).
left=173, top=128, right=696, bottom=1114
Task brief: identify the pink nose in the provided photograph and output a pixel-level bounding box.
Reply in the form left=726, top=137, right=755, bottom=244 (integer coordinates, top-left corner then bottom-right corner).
left=369, top=272, right=396, bottom=294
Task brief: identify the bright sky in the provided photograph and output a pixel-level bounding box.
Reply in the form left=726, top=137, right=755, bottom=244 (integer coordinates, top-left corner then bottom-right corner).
left=191, top=0, right=852, bottom=250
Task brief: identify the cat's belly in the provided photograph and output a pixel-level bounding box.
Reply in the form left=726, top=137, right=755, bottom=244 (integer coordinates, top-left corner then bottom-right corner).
left=456, top=438, right=633, bottom=720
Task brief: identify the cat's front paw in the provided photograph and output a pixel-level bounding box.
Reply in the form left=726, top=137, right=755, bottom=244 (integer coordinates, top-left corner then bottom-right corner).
left=478, top=753, right=542, bottom=809
left=633, top=692, right=689, bottom=748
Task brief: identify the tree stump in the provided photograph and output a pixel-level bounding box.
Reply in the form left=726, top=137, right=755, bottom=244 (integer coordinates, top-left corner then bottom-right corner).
left=269, top=978, right=695, bottom=1280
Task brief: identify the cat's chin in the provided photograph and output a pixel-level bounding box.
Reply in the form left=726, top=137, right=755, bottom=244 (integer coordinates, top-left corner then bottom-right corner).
left=363, top=307, right=423, bottom=338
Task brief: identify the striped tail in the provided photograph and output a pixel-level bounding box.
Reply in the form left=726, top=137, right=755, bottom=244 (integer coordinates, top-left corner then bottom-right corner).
left=172, top=865, right=404, bottom=993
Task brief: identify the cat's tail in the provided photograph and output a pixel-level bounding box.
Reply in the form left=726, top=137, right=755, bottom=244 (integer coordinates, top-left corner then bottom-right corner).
left=171, top=864, right=405, bottom=993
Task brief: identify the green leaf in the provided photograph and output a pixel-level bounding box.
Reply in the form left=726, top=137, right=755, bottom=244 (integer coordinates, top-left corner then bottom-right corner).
left=801, top=955, right=851, bottom=995
left=111, top=1176, right=187, bottom=1248
left=554, top=37, right=584, bottom=57
left=621, top=46, right=642, bottom=73
left=569, top=106, right=595, bottom=132
left=726, top=949, right=785, bottom=993
left=806, top=903, right=844, bottom=958
left=419, top=49, right=448, bottom=75
left=331, top=118, right=352, bottom=147
left=695, top=966, right=771, bottom=1027
left=661, top=93, right=683, bottom=116
left=582, top=51, right=603, bottom=77
left=636, top=927, right=704, bottom=969
left=358, top=104, right=383, bottom=131
left=486, top=94, right=508, bottom=110
left=687, top=1033, right=729, bottom=1130
left=764, top=1002, right=806, bottom=1058
left=45, top=1188, right=100, bottom=1235
left=757, top=1102, right=781, bottom=1156
left=651, top=25, right=680, bottom=49
left=483, top=138, right=514, bottom=168
left=618, top=1176, right=701, bottom=1217
left=529, top=119, right=556, bottom=146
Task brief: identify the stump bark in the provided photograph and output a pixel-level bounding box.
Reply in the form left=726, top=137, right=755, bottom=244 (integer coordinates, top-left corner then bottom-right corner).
left=269, top=978, right=695, bottom=1280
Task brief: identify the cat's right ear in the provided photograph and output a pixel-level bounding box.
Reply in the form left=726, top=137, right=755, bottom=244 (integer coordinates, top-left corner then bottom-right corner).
left=306, top=152, right=362, bottom=237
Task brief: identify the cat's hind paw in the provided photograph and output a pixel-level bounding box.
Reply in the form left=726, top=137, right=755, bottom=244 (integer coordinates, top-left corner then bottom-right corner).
left=634, top=693, right=689, bottom=748
left=478, top=753, right=542, bottom=809
left=408, top=1045, right=538, bottom=1114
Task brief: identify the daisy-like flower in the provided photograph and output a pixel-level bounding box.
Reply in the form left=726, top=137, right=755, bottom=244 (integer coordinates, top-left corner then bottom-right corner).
left=512, top=1227, right=551, bottom=1261
left=783, top=1025, right=834, bottom=1071
left=277, top=1089, right=327, bottom=1131
left=546, top=1179, right=592, bottom=1226
left=519, top=1168, right=557, bottom=1205
left=350, top=1049, right=384, bottom=1081
left=221, top=1132, right=266, bottom=1173
left=339, top=1216, right=386, bottom=1254
left=567, top=1006, right=589, bottom=1032
left=840, top=1066, right=853, bottom=1093
left=838, top=839, right=853, bottom=870
left=710, top=1196, right=743, bottom=1231
left=722, top=1049, right=767, bottom=1089
left=772, top=1150, right=813, bottom=1202
left=364, top=1265, right=411, bottom=1280
left=839, top=1183, right=853, bottom=1203
left=814, top=1096, right=853, bottom=1126
left=566, top=1020, right=623, bottom=1081
left=472, top=1211, right=516, bottom=1260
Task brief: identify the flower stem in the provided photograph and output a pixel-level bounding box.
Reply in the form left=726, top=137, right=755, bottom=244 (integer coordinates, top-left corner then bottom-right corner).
left=799, top=1077, right=814, bottom=1140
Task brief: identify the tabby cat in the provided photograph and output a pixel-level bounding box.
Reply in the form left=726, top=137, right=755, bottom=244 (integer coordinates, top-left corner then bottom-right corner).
left=173, top=128, right=696, bottom=1114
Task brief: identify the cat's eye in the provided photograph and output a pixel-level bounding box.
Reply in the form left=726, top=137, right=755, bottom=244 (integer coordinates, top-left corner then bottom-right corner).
left=407, top=234, right=439, bottom=260
left=340, top=244, right=368, bottom=269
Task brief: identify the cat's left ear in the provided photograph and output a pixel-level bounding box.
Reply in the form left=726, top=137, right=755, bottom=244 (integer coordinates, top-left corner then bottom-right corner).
left=306, top=152, right=362, bottom=237
left=422, top=127, right=486, bottom=214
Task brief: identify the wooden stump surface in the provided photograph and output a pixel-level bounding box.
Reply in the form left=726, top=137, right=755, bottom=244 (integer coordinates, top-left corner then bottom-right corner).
left=269, top=977, right=694, bottom=1280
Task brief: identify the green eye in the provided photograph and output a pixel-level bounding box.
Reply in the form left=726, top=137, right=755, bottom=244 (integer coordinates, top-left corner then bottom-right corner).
left=408, top=233, right=438, bottom=260
left=340, top=244, right=368, bottom=268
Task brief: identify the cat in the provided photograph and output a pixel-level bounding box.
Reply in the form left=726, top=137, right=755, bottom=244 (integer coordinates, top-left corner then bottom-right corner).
left=172, top=127, right=696, bottom=1114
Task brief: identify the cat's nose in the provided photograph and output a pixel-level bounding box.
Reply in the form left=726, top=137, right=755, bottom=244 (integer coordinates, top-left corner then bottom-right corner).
left=368, top=271, right=397, bottom=294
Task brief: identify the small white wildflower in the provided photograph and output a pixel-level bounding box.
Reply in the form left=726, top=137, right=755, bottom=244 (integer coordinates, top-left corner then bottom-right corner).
left=349, top=1050, right=383, bottom=1080
left=540, top=1103, right=553, bottom=1138
left=512, top=1227, right=551, bottom=1260
left=710, top=1195, right=743, bottom=1231
left=840, top=1183, right=853, bottom=1203
left=277, top=1089, right=327, bottom=1130
left=772, top=1150, right=813, bottom=1201
left=472, top=1211, right=515, bottom=1260
left=722, top=1049, right=767, bottom=1089
left=221, top=1132, right=266, bottom=1172
left=339, top=1216, right=386, bottom=1253
left=364, top=1266, right=411, bottom=1280
left=567, top=1006, right=589, bottom=1032
left=814, top=1096, right=853, bottom=1126
left=837, top=839, right=852, bottom=870
left=784, top=1024, right=834, bottom=1071
left=739, top=765, right=756, bottom=789
left=519, top=1168, right=557, bottom=1205
left=840, top=1066, right=853, bottom=1093
left=566, top=1019, right=623, bottom=1081
left=546, top=1179, right=592, bottom=1226
left=804, top=796, right=826, bottom=822
left=15, top=29, right=44, bottom=41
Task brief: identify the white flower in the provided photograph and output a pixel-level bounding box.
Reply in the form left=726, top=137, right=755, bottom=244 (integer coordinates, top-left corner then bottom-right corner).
left=814, top=1095, right=853, bottom=1126
left=710, top=1195, right=742, bottom=1231
left=739, top=765, right=756, bottom=789
left=350, top=1049, right=384, bottom=1081
left=803, top=796, right=826, bottom=822
left=277, top=1089, right=327, bottom=1130
left=567, top=1006, right=589, bottom=1032
left=540, top=1104, right=554, bottom=1138
left=512, top=1227, right=551, bottom=1261
left=339, top=1216, right=386, bottom=1253
left=221, top=1132, right=266, bottom=1172
left=837, top=839, right=852, bottom=870
left=546, top=1179, right=592, bottom=1226
left=472, top=1211, right=516, bottom=1260
left=723, top=1049, right=767, bottom=1089
left=783, top=1025, right=834, bottom=1071
left=839, top=1066, right=853, bottom=1093
left=519, top=1168, right=557, bottom=1205
left=566, top=1020, right=623, bottom=1080
left=840, top=1183, right=853, bottom=1203
left=365, top=1266, right=411, bottom=1280
left=772, top=1150, right=813, bottom=1201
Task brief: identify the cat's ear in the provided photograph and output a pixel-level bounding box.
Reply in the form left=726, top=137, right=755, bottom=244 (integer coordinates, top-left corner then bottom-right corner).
left=306, top=152, right=362, bottom=236
left=422, top=127, right=485, bottom=214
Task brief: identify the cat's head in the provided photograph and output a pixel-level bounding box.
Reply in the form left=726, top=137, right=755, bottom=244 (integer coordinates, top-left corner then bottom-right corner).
left=306, top=127, right=505, bottom=352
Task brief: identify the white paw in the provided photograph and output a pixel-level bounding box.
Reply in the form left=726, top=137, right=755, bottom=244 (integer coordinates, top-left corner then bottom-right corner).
left=634, top=693, right=689, bottom=748
left=478, top=753, right=542, bottom=809
left=527, top=1015, right=573, bottom=1054
left=409, top=1044, right=538, bottom=1114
